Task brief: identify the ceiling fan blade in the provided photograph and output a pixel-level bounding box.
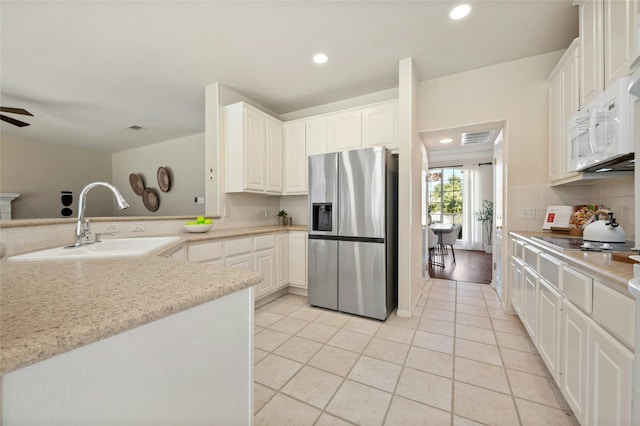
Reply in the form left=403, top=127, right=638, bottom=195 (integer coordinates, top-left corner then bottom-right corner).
left=0, top=114, right=30, bottom=127
left=0, top=107, right=33, bottom=116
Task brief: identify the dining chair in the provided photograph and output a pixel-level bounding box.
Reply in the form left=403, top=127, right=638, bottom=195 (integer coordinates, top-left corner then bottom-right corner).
left=428, top=228, right=443, bottom=268
left=441, top=223, right=461, bottom=264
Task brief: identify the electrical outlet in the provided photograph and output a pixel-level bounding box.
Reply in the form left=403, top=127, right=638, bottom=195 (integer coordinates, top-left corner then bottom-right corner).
left=194, top=196, right=205, bottom=204
left=521, top=208, right=536, bottom=219
left=105, top=223, right=120, bottom=233
left=131, top=222, right=145, bottom=232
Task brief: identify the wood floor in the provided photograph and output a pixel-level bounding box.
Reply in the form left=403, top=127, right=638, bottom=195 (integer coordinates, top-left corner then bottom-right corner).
left=428, top=248, right=492, bottom=284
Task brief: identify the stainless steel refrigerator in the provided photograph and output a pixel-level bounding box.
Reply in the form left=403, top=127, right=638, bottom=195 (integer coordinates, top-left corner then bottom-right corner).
left=307, top=147, right=398, bottom=320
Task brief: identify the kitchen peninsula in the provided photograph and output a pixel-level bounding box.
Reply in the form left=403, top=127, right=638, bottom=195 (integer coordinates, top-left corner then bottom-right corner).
left=0, top=234, right=263, bottom=424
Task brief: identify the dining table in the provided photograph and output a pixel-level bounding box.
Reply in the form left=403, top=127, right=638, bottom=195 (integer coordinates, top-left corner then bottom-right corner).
left=428, top=223, right=454, bottom=248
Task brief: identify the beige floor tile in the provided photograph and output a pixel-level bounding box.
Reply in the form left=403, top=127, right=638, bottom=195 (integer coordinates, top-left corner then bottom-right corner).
left=413, top=330, right=454, bottom=354
left=309, top=345, right=360, bottom=376
left=255, top=310, right=284, bottom=327
left=489, top=307, right=515, bottom=320
left=507, top=369, right=570, bottom=410
left=255, top=325, right=264, bottom=335
left=254, top=328, right=291, bottom=352
left=432, top=278, right=457, bottom=287
left=495, top=331, right=538, bottom=354
left=269, top=316, right=309, bottom=335
left=328, top=329, right=372, bottom=353
left=344, top=316, right=382, bottom=336
left=501, top=347, right=551, bottom=377
left=254, top=354, right=303, bottom=390
left=430, top=286, right=456, bottom=295
left=255, top=348, right=269, bottom=364
left=457, top=282, right=483, bottom=289
left=413, top=305, right=424, bottom=316
left=492, top=317, right=528, bottom=335
left=456, top=289, right=484, bottom=299
left=288, top=305, right=324, bottom=322
left=364, top=337, right=410, bottom=365
left=274, top=336, right=323, bottom=363
left=261, top=300, right=300, bottom=316
left=456, top=303, right=489, bottom=317
left=277, top=293, right=307, bottom=306
left=455, top=312, right=493, bottom=330
left=384, top=312, right=420, bottom=329
left=315, top=310, right=351, bottom=328
left=429, top=292, right=456, bottom=302
left=454, top=381, right=519, bottom=426
left=281, top=366, right=343, bottom=409
left=254, top=393, right=321, bottom=426
left=315, top=413, right=353, bottom=426
left=348, top=355, right=402, bottom=392
left=418, top=317, right=455, bottom=336
left=297, top=322, right=339, bottom=343
left=455, top=338, right=503, bottom=366
left=375, top=323, right=416, bottom=344
left=485, top=299, right=503, bottom=309
left=455, top=324, right=497, bottom=345
left=405, top=346, right=453, bottom=378
left=422, top=307, right=456, bottom=323
left=457, top=296, right=487, bottom=307
left=426, top=299, right=456, bottom=312
left=516, top=398, right=579, bottom=426
left=454, top=357, right=510, bottom=394
left=326, top=380, right=392, bottom=426
left=385, top=395, right=451, bottom=426
left=254, top=382, right=276, bottom=414
left=453, top=415, right=485, bottom=425
left=395, top=367, right=452, bottom=411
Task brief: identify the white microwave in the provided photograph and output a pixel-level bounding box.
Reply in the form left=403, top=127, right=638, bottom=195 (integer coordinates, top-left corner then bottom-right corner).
left=567, top=76, right=634, bottom=172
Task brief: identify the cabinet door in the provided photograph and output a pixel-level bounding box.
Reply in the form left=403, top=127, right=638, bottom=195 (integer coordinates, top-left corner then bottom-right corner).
left=548, top=71, right=564, bottom=181
left=510, top=256, right=525, bottom=317
left=288, top=231, right=307, bottom=288
left=244, top=107, right=267, bottom=191
left=523, top=266, right=538, bottom=343
left=560, top=43, right=581, bottom=180
left=604, top=0, right=635, bottom=88
left=254, top=249, right=275, bottom=298
left=537, top=279, right=562, bottom=380
left=362, top=102, right=398, bottom=151
left=327, top=111, right=362, bottom=152
left=306, top=117, right=328, bottom=156
left=283, top=122, right=307, bottom=194
left=580, top=0, right=604, bottom=107
left=587, top=320, right=633, bottom=426
left=562, top=299, right=589, bottom=425
left=276, top=233, right=289, bottom=288
left=266, top=118, right=283, bottom=194
left=225, top=253, right=252, bottom=271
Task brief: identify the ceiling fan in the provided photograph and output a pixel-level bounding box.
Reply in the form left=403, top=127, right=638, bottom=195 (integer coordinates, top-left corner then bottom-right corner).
left=0, top=107, right=33, bottom=127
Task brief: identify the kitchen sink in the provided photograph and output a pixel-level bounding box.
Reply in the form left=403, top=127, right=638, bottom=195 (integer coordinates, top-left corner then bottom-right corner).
left=9, top=236, right=181, bottom=261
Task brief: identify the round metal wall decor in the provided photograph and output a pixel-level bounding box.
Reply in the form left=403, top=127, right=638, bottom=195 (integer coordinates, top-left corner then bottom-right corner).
left=142, top=188, right=160, bottom=212
left=129, top=173, right=145, bottom=196
left=157, top=166, right=171, bottom=192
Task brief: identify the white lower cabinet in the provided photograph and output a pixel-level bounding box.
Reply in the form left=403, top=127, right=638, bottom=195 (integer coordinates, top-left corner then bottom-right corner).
left=254, top=249, right=275, bottom=298
left=523, top=266, right=538, bottom=343
left=288, top=231, right=307, bottom=289
left=537, top=278, right=562, bottom=381
left=562, top=299, right=589, bottom=425
left=276, top=233, right=289, bottom=288
left=510, top=256, right=525, bottom=317
left=225, top=253, right=252, bottom=271
left=587, top=320, right=633, bottom=426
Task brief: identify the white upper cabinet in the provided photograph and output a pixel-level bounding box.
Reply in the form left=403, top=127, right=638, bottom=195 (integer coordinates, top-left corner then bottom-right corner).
left=306, top=117, right=328, bottom=157
left=580, top=0, right=604, bottom=107
left=362, top=101, right=398, bottom=151
left=603, top=0, right=637, bottom=88
left=266, top=118, right=283, bottom=194
left=283, top=122, right=307, bottom=194
left=327, top=110, right=362, bottom=152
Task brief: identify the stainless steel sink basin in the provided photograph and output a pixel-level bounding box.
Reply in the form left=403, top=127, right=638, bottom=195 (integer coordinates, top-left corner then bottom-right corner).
left=9, top=236, right=181, bottom=261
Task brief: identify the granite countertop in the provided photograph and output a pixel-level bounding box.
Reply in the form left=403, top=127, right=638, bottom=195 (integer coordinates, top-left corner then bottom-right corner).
left=0, top=225, right=306, bottom=375
left=509, top=231, right=636, bottom=292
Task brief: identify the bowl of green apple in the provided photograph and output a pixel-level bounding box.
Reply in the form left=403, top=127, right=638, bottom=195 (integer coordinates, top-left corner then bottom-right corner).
left=183, top=216, right=213, bottom=233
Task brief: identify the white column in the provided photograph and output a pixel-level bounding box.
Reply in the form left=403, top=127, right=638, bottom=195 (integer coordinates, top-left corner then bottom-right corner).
left=0, top=193, right=20, bottom=220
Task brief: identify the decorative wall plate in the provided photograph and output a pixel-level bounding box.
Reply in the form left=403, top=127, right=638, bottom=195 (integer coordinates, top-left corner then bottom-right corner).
left=129, top=173, right=145, bottom=196
left=157, top=166, right=171, bottom=192
left=142, top=188, right=160, bottom=212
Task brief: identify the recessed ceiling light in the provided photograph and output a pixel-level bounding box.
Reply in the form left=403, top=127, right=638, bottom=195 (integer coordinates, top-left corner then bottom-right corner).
left=313, top=53, right=328, bottom=64
left=439, top=138, right=454, bottom=144
left=450, top=4, right=471, bottom=20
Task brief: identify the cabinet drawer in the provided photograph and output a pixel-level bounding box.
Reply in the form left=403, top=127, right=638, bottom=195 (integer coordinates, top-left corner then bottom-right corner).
left=539, top=253, right=562, bottom=290
left=524, top=245, right=540, bottom=269
left=254, top=234, right=275, bottom=251
left=225, top=237, right=253, bottom=257
left=562, top=266, right=592, bottom=314
left=188, top=241, right=223, bottom=262
left=515, top=239, right=526, bottom=260
left=592, top=281, right=635, bottom=348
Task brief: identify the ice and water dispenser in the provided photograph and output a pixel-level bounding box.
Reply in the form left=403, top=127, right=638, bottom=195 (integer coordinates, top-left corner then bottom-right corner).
left=312, top=203, right=333, bottom=232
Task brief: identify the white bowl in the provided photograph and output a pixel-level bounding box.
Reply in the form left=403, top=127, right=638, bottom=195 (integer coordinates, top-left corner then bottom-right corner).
left=183, top=223, right=213, bottom=233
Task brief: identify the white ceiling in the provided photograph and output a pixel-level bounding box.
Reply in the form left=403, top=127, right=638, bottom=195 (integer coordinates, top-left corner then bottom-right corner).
left=0, top=1, right=577, bottom=153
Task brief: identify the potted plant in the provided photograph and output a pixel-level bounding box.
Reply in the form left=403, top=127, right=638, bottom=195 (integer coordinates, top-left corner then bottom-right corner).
left=277, top=209, right=287, bottom=226
left=474, top=200, right=494, bottom=253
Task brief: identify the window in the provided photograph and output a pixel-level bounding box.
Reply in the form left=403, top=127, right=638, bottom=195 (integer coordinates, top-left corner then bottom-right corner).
left=428, top=167, right=463, bottom=234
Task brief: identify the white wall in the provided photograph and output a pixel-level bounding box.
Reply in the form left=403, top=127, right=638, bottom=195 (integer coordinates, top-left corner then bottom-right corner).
left=112, top=133, right=205, bottom=217
left=0, top=135, right=112, bottom=219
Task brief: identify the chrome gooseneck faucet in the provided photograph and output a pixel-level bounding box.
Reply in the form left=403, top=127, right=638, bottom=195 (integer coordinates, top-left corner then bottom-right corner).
left=70, top=182, right=129, bottom=247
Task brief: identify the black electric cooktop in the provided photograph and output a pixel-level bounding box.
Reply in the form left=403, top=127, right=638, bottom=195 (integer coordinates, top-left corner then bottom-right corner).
left=532, top=236, right=636, bottom=252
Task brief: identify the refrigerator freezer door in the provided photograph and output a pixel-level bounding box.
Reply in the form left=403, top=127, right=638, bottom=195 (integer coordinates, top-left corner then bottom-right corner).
left=308, top=152, right=338, bottom=236
left=308, top=238, right=338, bottom=310
left=338, top=240, right=391, bottom=320
left=338, top=147, right=385, bottom=238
